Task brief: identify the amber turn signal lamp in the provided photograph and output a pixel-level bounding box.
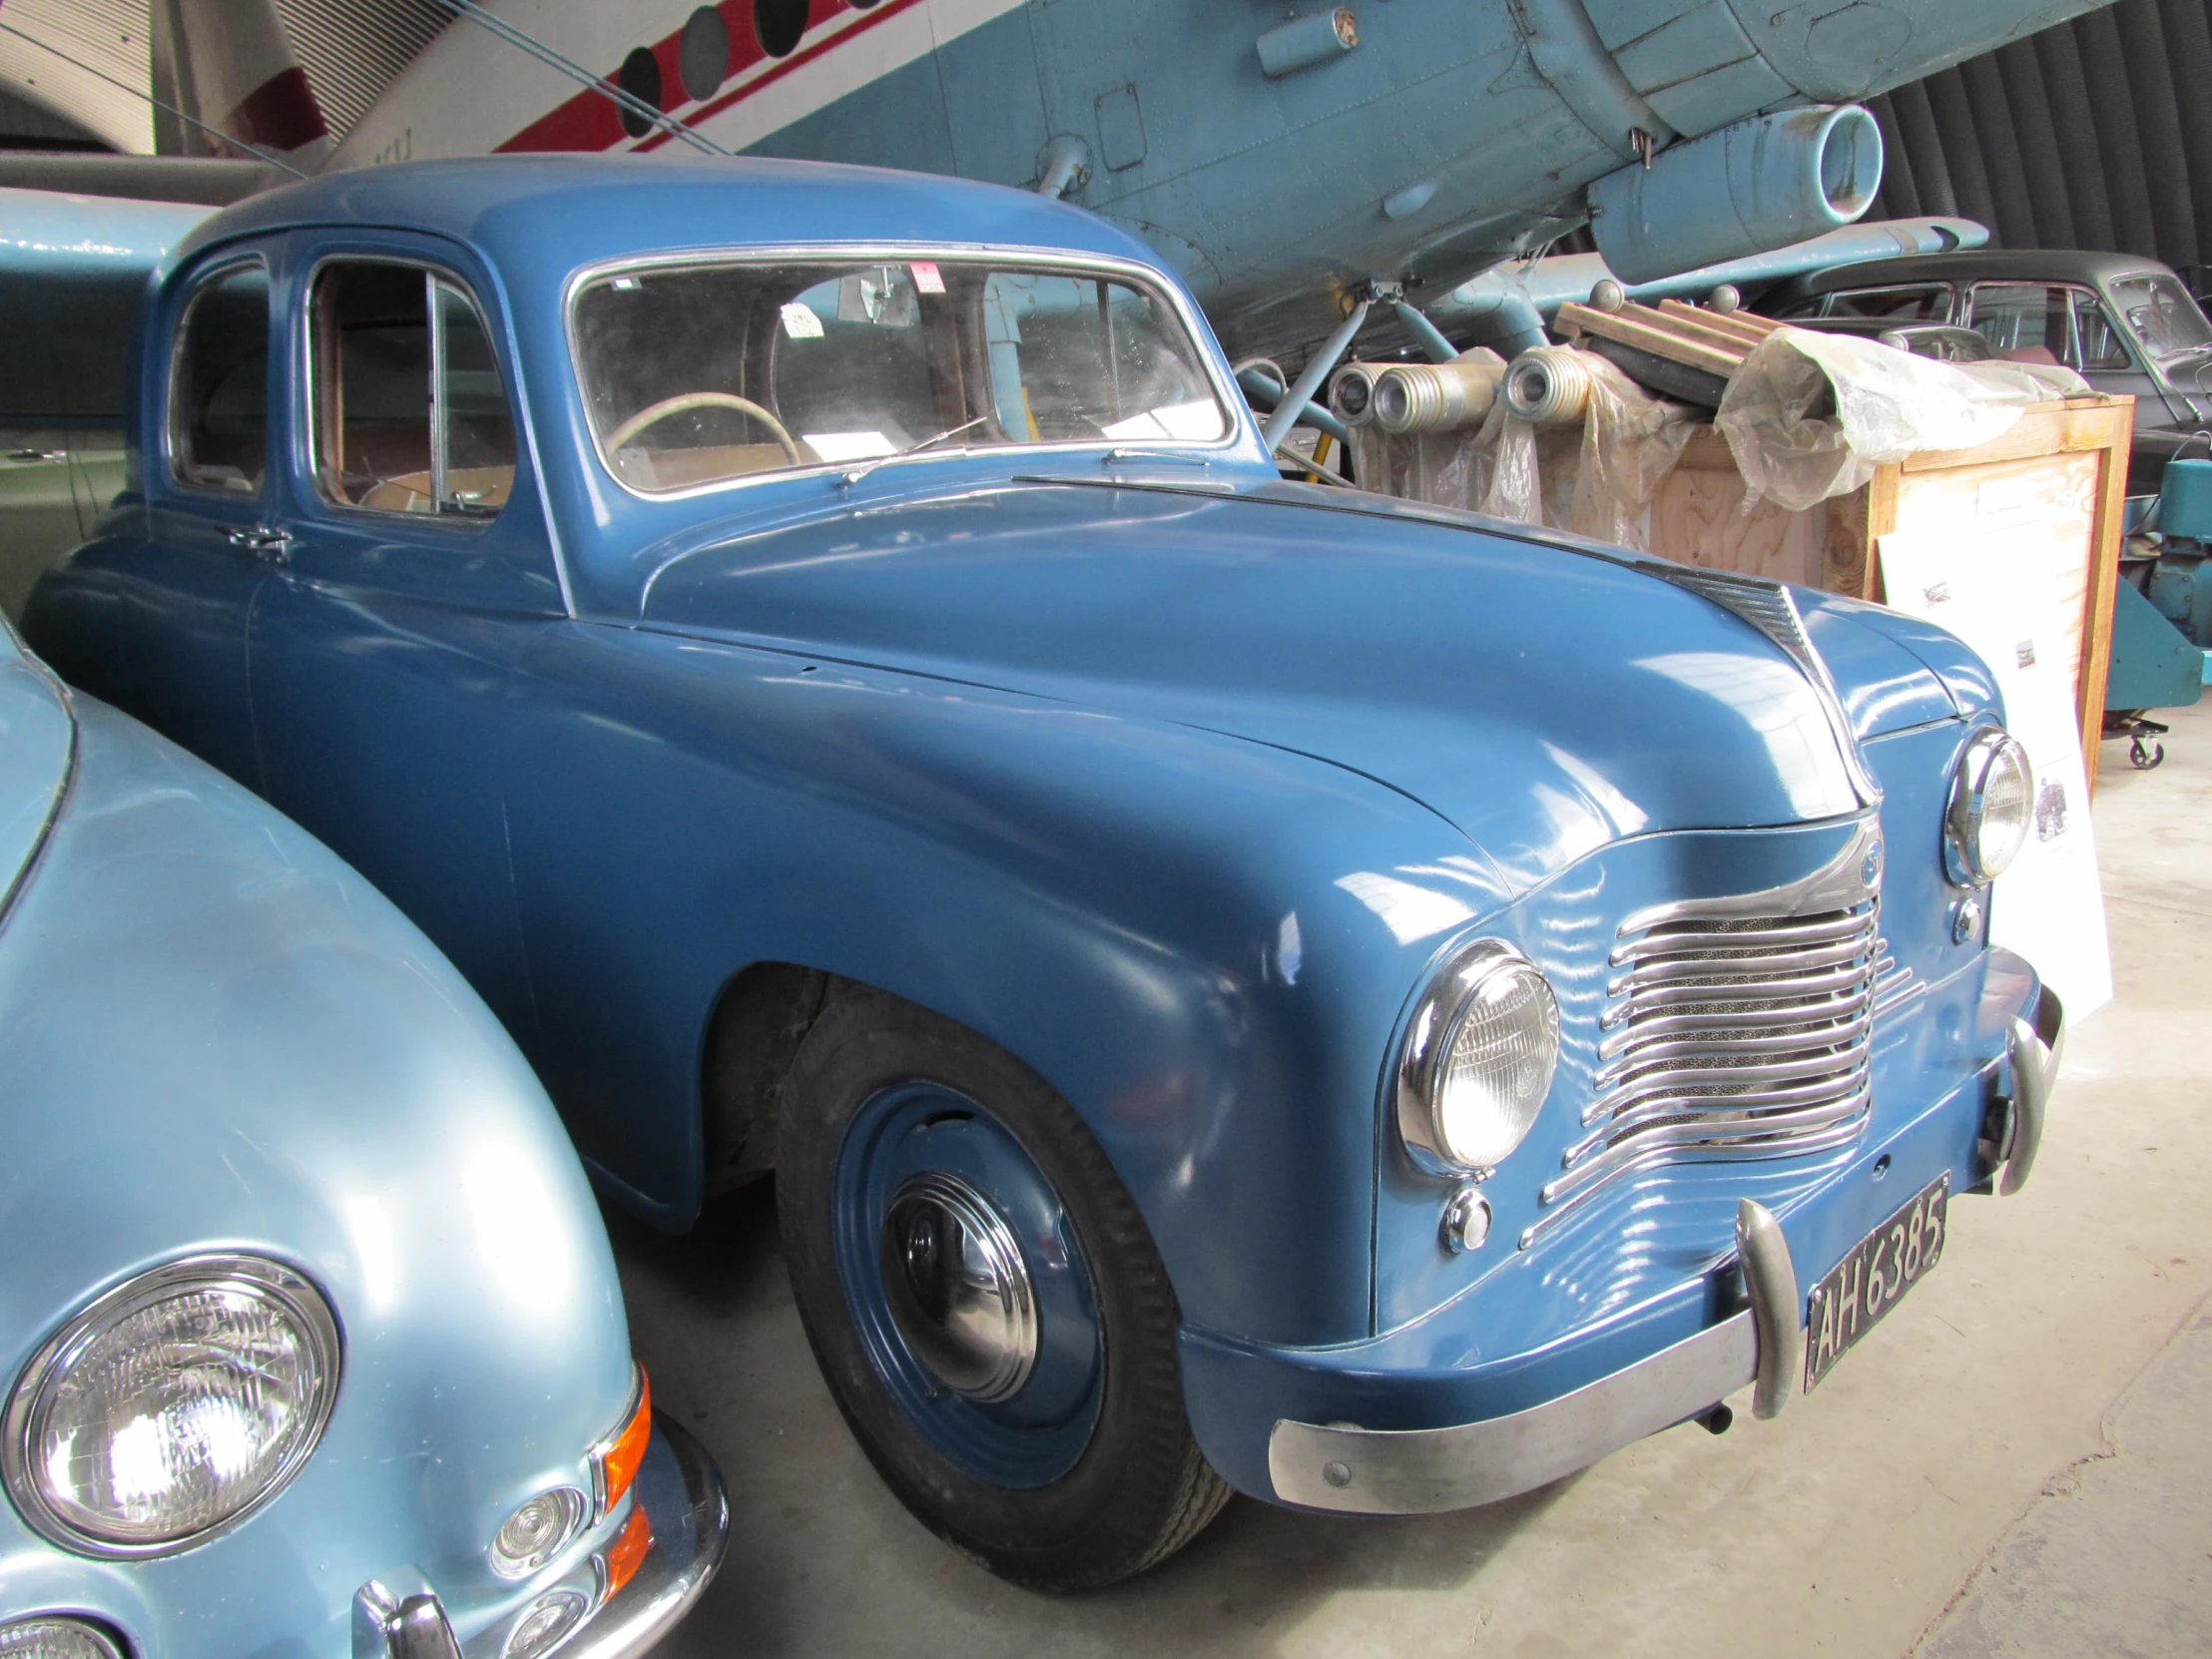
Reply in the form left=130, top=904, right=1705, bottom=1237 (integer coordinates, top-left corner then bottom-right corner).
left=599, top=1503, right=654, bottom=1598
left=590, top=1366, right=652, bottom=1519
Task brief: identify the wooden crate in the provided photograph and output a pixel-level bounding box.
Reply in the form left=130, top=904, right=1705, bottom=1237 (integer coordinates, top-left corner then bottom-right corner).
left=1648, top=395, right=2135, bottom=789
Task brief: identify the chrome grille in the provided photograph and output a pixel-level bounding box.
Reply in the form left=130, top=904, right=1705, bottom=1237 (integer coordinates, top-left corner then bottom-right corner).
left=1523, top=828, right=1883, bottom=1247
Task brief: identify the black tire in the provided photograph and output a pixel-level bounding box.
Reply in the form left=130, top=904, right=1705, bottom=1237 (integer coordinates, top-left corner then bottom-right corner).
left=778, top=985, right=1231, bottom=1590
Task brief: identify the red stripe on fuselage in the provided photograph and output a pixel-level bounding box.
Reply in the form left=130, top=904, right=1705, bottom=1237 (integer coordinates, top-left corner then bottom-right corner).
left=494, top=0, right=926, bottom=156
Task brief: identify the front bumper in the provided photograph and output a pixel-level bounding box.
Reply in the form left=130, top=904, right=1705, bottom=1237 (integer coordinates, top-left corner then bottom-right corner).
left=1221, top=972, right=2062, bottom=1517
left=355, top=1412, right=729, bottom=1658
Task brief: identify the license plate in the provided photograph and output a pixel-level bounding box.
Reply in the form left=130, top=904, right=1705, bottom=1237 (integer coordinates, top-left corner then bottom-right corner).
left=1804, top=1174, right=1948, bottom=1392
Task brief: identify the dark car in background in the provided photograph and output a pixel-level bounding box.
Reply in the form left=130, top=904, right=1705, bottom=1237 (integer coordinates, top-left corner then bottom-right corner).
left=1760, top=250, right=2212, bottom=493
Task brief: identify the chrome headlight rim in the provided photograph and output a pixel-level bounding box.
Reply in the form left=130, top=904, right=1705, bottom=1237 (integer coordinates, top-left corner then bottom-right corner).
left=0, top=1616, right=129, bottom=1659
left=1395, top=936, right=1562, bottom=1176
left=3, top=1253, right=343, bottom=1560
left=1944, top=725, right=2034, bottom=886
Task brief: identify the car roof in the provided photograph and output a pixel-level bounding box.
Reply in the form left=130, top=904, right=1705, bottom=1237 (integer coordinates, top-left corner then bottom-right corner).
left=170, top=153, right=1170, bottom=285
left=1779, top=248, right=2182, bottom=298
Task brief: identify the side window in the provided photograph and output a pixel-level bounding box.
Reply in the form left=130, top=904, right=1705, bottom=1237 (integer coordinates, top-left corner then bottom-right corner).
left=1824, top=284, right=1949, bottom=321
left=171, top=263, right=271, bottom=495
left=309, top=261, right=516, bottom=517
left=1967, top=283, right=2127, bottom=372
left=2071, top=296, right=2132, bottom=371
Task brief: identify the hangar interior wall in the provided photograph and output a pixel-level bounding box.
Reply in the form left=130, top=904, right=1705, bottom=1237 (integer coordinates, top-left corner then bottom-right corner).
left=1865, top=0, right=2212, bottom=287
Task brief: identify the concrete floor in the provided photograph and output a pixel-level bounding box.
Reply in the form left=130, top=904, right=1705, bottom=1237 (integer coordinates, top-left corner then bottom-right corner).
left=613, top=699, right=2212, bottom=1659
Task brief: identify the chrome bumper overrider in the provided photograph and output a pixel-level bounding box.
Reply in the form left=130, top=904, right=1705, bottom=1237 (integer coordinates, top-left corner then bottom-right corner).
left=355, top=1412, right=730, bottom=1659
left=1272, top=980, right=2066, bottom=1517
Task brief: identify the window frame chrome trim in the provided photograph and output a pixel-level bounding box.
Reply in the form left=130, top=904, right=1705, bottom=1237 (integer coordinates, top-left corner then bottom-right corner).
left=297, top=252, right=511, bottom=528
left=165, top=253, right=275, bottom=502
left=559, top=241, right=1251, bottom=507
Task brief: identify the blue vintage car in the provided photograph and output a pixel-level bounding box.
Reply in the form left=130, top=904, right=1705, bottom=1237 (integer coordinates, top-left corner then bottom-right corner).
left=0, top=615, right=726, bottom=1654
left=26, top=154, right=2061, bottom=1591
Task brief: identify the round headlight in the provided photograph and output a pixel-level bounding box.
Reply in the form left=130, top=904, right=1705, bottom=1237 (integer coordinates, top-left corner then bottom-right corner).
left=492, top=1485, right=588, bottom=1577
left=3, top=1255, right=341, bottom=1557
left=1397, top=938, right=1561, bottom=1173
left=1945, top=727, right=2034, bottom=885
left=0, top=1619, right=125, bottom=1659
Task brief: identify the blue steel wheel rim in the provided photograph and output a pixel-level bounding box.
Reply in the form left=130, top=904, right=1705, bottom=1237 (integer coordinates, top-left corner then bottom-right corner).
left=833, top=1081, right=1105, bottom=1488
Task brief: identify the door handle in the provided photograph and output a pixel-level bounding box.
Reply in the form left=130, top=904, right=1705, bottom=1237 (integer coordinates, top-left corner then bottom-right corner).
left=6, top=448, right=65, bottom=463
left=227, top=525, right=295, bottom=565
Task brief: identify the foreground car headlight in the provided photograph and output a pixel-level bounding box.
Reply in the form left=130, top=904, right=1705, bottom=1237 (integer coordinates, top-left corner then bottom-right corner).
left=0, top=1619, right=125, bottom=1659
left=1945, top=727, right=2034, bottom=885
left=3, top=1255, right=341, bottom=1556
left=1397, top=938, right=1561, bottom=1173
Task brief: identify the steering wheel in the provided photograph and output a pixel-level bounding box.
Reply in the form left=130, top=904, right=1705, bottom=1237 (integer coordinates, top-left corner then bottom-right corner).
left=606, top=392, right=804, bottom=464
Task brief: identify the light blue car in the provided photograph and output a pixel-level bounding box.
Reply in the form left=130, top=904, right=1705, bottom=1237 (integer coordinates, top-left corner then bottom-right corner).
left=0, top=615, right=726, bottom=1657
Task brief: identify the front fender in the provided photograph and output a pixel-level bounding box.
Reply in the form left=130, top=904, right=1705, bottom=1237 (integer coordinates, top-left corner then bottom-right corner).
left=501, top=621, right=1523, bottom=1348
left=0, top=699, right=633, bottom=1658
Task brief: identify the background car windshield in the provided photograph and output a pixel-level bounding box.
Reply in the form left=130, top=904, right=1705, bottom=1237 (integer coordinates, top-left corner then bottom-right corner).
left=571, top=258, right=1228, bottom=492
left=2108, top=274, right=2212, bottom=360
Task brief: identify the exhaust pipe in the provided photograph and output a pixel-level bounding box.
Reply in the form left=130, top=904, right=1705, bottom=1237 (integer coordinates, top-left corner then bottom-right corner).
left=1588, top=105, right=1883, bottom=285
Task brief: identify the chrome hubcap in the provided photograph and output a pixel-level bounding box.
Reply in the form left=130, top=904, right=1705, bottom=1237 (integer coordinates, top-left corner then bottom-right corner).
left=879, top=1171, right=1038, bottom=1402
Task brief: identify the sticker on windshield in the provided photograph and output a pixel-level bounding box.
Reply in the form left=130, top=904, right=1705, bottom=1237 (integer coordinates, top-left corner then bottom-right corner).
left=910, top=261, right=945, bottom=294
left=802, top=430, right=897, bottom=462
left=1101, top=399, right=1228, bottom=442
left=781, top=301, right=825, bottom=339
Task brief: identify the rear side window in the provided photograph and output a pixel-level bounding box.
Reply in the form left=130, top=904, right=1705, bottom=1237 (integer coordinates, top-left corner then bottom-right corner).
left=308, top=261, right=516, bottom=518
left=170, top=262, right=271, bottom=495
left=1966, top=283, right=2130, bottom=372
left=1822, top=284, right=1950, bottom=321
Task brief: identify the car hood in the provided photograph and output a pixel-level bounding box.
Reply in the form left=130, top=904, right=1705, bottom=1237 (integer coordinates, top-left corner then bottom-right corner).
left=0, top=626, right=73, bottom=915
left=639, top=480, right=1915, bottom=886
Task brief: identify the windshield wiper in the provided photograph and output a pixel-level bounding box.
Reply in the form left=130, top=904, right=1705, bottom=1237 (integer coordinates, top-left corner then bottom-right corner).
left=838, top=415, right=994, bottom=488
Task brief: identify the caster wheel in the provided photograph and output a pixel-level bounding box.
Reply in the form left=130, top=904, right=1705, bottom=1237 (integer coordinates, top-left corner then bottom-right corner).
left=778, top=987, right=1229, bottom=1590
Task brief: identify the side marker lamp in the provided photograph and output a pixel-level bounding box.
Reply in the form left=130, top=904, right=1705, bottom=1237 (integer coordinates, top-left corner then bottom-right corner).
left=599, top=1504, right=654, bottom=1600
left=590, top=1367, right=652, bottom=1520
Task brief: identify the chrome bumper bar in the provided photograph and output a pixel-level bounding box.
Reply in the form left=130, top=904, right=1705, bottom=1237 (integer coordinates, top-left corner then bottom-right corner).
left=1996, top=984, right=2063, bottom=1197
left=358, top=1411, right=729, bottom=1659
left=1270, top=1200, right=1801, bottom=1515
left=1271, top=978, right=2065, bottom=1517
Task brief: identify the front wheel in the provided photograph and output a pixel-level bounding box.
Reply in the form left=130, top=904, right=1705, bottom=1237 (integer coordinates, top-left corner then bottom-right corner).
left=777, top=986, right=1230, bottom=1590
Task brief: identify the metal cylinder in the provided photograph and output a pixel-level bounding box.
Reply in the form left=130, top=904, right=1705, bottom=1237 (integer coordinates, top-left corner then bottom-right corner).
left=1372, top=354, right=1504, bottom=433
left=1328, top=361, right=1388, bottom=426
left=1257, top=9, right=1359, bottom=78
left=1503, top=345, right=1595, bottom=427
left=1588, top=105, right=1884, bottom=285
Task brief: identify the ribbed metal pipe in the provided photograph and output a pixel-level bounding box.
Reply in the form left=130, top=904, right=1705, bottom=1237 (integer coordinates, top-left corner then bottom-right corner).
left=1371, top=354, right=1504, bottom=433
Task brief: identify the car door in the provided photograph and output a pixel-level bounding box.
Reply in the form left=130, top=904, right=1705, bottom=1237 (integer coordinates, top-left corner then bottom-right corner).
left=40, top=254, right=279, bottom=789
left=1963, top=281, right=2173, bottom=413
left=247, top=237, right=562, bottom=1035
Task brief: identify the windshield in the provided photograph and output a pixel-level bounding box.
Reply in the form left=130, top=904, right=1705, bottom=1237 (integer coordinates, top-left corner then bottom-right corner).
left=571, top=255, right=1230, bottom=493
left=2110, top=274, right=2212, bottom=360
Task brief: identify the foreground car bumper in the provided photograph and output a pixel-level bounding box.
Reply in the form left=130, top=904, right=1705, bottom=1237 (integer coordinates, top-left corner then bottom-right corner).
left=1193, top=966, right=2062, bottom=1517
left=357, top=1412, right=729, bottom=1658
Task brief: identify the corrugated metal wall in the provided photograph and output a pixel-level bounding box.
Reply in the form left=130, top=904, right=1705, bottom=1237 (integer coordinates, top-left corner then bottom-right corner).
left=1867, top=0, right=2212, bottom=285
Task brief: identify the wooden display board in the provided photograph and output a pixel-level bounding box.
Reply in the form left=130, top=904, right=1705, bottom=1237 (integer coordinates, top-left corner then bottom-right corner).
left=1648, top=395, right=2134, bottom=790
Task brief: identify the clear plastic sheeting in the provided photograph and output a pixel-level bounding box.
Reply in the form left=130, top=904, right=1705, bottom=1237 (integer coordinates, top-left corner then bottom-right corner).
left=1349, top=346, right=1695, bottom=550
left=1715, top=327, right=2091, bottom=513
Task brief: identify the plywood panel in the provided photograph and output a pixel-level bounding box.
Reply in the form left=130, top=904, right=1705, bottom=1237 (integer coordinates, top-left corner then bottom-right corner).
left=1889, top=450, right=2101, bottom=702
left=1647, top=461, right=1826, bottom=585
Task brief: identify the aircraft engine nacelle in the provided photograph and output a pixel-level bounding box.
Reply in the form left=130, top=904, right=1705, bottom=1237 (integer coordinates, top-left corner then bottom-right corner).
left=1588, top=105, right=1883, bottom=286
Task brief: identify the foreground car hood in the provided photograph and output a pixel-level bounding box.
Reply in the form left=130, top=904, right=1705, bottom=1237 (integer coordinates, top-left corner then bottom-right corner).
left=0, top=630, right=72, bottom=909
left=641, top=480, right=1886, bottom=886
